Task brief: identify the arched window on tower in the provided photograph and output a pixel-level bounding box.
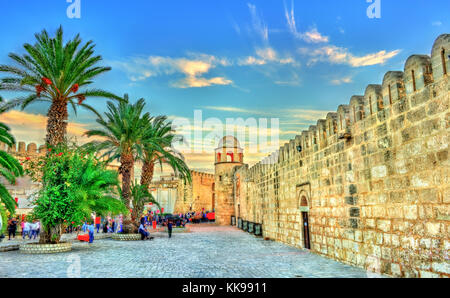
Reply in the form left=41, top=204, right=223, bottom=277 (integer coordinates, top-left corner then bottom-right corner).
left=369, top=96, right=373, bottom=115
left=412, top=70, right=417, bottom=92
left=226, top=152, right=234, bottom=162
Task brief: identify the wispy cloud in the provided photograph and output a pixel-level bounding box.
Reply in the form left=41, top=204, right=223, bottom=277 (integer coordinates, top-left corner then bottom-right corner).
left=432, top=21, right=442, bottom=26
left=299, top=45, right=401, bottom=67
left=330, top=76, right=353, bottom=85
left=284, top=1, right=329, bottom=43
left=201, top=106, right=257, bottom=113
left=248, top=3, right=269, bottom=42
left=274, top=71, right=301, bottom=86
left=238, top=47, right=296, bottom=66
left=110, top=53, right=233, bottom=88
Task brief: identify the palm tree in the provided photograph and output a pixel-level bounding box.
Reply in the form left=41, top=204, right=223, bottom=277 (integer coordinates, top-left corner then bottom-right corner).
left=0, top=111, right=24, bottom=214
left=0, top=26, right=121, bottom=147
left=128, top=181, right=161, bottom=222
left=140, top=116, right=191, bottom=188
left=74, top=155, right=126, bottom=219
left=84, top=95, right=151, bottom=232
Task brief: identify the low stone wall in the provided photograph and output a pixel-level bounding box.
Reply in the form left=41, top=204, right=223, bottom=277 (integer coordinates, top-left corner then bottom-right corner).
left=0, top=244, right=20, bottom=252
left=112, top=233, right=141, bottom=241
left=19, top=242, right=72, bottom=254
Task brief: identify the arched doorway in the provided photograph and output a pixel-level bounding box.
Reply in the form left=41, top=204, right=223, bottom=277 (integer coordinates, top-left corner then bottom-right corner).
left=300, top=196, right=311, bottom=250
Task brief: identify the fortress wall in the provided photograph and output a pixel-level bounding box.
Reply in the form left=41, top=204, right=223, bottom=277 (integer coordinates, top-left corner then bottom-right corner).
left=235, top=34, right=450, bottom=277
left=173, top=170, right=215, bottom=214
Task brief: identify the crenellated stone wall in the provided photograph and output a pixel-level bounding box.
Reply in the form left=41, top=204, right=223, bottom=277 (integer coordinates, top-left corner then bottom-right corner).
left=0, top=141, right=45, bottom=213
left=234, top=34, right=450, bottom=278
left=153, top=171, right=215, bottom=214
left=0, top=141, right=46, bottom=157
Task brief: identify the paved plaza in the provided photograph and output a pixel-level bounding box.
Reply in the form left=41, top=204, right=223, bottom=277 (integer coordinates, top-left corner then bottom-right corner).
left=0, top=224, right=379, bottom=278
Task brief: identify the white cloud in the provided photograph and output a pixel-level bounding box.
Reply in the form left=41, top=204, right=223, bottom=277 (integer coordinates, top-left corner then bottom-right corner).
left=284, top=1, right=329, bottom=43
left=110, top=54, right=233, bottom=88
left=299, top=45, right=401, bottom=67
left=432, top=21, right=442, bottom=27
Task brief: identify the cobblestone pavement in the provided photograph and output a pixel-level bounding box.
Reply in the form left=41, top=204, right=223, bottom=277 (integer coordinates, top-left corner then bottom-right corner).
left=0, top=224, right=381, bottom=278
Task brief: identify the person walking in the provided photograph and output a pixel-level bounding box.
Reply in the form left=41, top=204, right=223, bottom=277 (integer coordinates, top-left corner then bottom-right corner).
left=30, top=220, right=38, bottom=239
left=23, top=219, right=32, bottom=239
left=87, top=222, right=95, bottom=244
left=102, top=221, right=108, bottom=233
left=7, top=218, right=17, bottom=240
left=95, top=216, right=101, bottom=233
left=167, top=220, right=173, bottom=239
left=111, top=219, right=116, bottom=233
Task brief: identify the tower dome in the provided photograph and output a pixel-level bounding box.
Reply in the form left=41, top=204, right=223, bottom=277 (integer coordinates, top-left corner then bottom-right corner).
left=217, top=136, right=241, bottom=149
left=215, top=135, right=243, bottom=164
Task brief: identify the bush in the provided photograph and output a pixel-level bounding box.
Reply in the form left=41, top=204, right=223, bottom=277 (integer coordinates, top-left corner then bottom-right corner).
left=25, top=144, right=127, bottom=243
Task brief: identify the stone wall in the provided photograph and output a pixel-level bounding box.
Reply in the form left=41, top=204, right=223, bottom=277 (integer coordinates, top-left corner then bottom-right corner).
left=169, top=171, right=215, bottom=214
left=234, top=34, right=450, bottom=278
left=0, top=141, right=45, bottom=214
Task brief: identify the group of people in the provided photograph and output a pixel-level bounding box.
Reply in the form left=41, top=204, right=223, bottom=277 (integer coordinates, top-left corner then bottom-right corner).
left=80, top=217, right=120, bottom=243
left=139, top=214, right=177, bottom=240
left=185, top=211, right=214, bottom=224
left=3, top=217, right=40, bottom=241
left=21, top=219, right=40, bottom=240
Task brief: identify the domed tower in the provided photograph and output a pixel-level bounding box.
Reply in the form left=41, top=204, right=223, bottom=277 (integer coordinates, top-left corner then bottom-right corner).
left=214, top=136, right=244, bottom=225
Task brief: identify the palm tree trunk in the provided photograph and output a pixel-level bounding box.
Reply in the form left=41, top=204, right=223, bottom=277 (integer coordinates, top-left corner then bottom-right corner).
left=120, top=153, right=137, bottom=234
left=120, top=154, right=134, bottom=208
left=140, top=160, right=155, bottom=187
left=46, top=100, right=68, bottom=147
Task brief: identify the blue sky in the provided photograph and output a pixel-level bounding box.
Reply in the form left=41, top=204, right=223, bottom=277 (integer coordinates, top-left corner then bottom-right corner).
left=0, top=0, right=448, bottom=171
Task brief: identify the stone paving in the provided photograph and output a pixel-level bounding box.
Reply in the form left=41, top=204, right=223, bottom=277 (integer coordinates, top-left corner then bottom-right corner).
left=0, top=224, right=382, bottom=278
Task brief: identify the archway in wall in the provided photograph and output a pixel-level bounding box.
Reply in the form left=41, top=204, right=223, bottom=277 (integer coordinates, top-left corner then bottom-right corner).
left=300, top=195, right=311, bottom=250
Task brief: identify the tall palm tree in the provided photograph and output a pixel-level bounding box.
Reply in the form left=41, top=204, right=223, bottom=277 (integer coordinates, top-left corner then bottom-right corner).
left=0, top=109, right=24, bottom=213
left=141, top=116, right=191, bottom=188
left=84, top=95, right=151, bottom=232
left=0, top=26, right=121, bottom=147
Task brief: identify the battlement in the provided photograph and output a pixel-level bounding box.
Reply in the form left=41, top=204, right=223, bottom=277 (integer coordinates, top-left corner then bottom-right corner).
left=0, top=141, right=46, bottom=156
left=191, top=170, right=214, bottom=180
left=248, top=33, right=450, bottom=174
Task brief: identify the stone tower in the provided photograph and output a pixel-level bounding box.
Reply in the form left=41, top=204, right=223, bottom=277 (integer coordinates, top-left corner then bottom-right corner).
left=214, top=136, right=243, bottom=225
